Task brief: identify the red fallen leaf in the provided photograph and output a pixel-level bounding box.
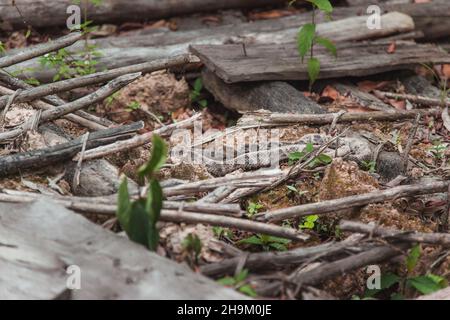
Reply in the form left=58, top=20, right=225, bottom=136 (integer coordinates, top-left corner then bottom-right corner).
left=388, top=99, right=406, bottom=110
left=357, top=80, right=391, bottom=92
left=387, top=41, right=396, bottom=54
left=201, top=16, right=221, bottom=24
left=321, top=85, right=340, bottom=100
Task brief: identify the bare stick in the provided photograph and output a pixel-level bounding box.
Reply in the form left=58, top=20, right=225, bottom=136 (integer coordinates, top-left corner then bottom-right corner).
left=0, top=192, right=307, bottom=241
left=73, top=113, right=202, bottom=161
left=340, top=220, right=450, bottom=246
left=256, top=181, right=450, bottom=222
left=239, top=109, right=441, bottom=127
left=402, top=113, right=420, bottom=173
left=0, top=54, right=195, bottom=110
left=201, top=240, right=358, bottom=277
left=0, top=73, right=141, bottom=141
left=374, top=90, right=450, bottom=107
left=0, top=71, right=114, bottom=128
left=161, top=210, right=309, bottom=241
left=0, top=32, right=82, bottom=68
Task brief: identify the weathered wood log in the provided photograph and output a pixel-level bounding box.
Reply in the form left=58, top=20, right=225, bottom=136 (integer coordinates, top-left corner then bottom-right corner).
left=0, top=199, right=246, bottom=299
left=340, top=220, right=450, bottom=246
left=0, top=0, right=287, bottom=28
left=191, top=41, right=450, bottom=83
left=8, top=12, right=414, bottom=82
left=416, top=287, right=450, bottom=300
left=0, top=121, right=144, bottom=177
left=202, top=69, right=325, bottom=114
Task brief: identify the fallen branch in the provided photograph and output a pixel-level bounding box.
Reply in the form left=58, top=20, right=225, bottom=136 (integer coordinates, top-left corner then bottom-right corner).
left=256, top=181, right=450, bottom=222
left=0, top=73, right=141, bottom=141
left=73, top=113, right=202, bottom=161
left=238, top=109, right=441, bottom=127
left=0, top=121, right=144, bottom=176
left=201, top=240, right=360, bottom=277
left=0, top=54, right=195, bottom=110
left=0, top=71, right=114, bottom=129
left=374, top=90, right=450, bottom=108
left=0, top=32, right=82, bottom=68
left=0, top=192, right=307, bottom=241
left=340, top=220, right=450, bottom=246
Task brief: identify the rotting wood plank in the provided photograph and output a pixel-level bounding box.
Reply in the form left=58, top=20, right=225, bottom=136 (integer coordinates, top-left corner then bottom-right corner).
left=190, top=41, right=450, bottom=83
left=202, top=69, right=325, bottom=114
left=0, top=200, right=246, bottom=299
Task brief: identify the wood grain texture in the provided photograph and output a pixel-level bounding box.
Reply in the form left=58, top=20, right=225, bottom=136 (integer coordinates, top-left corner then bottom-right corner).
left=191, top=41, right=450, bottom=83
left=0, top=200, right=246, bottom=299
left=202, top=69, right=325, bottom=114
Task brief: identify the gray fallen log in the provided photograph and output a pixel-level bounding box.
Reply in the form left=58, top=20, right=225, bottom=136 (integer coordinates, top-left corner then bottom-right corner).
left=0, top=199, right=246, bottom=299
left=8, top=12, right=414, bottom=82
left=0, top=0, right=286, bottom=28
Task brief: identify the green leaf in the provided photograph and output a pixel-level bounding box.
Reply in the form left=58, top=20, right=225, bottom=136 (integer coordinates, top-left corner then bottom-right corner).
left=406, top=244, right=421, bottom=274
left=235, top=269, right=249, bottom=283
left=287, top=185, right=298, bottom=193
left=238, top=235, right=264, bottom=246
left=217, top=276, right=236, bottom=286
left=193, top=77, right=203, bottom=93
left=269, top=242, right=288, bottom=251
left=307, top=57, right=320, bottom=87
left=146, top=179, right=163, bottom=225
left=288, top=151, right=304, bottom=162
left=138, top=135, right=167, bottom=179
left=304, top=143, right=314, bottom=153
left=128, top=199, right=152, bottom=248
left=239, top=284, right=258, bottom=297
left=364, top=273, right=401, bottom=298
left=407, top=275, right=443, bottom=295
left=116, top=177, right=131, bottom=234
left=266, top=236, right=291, bottom=244
left=297, top=23, right=315, bottom=62
left=316, top=153, right=332, bottom=164
left=308, top=0, right=333, bottom=13
left=315, top=37, right=337, bottom=57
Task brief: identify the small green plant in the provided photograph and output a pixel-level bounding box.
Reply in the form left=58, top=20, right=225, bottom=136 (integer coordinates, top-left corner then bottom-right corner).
left=116, top=135, right=167, bottom=251
left=0, top=41, right=5, bottom=54
left=361, top=160, right=376, bottom=173
left=238, top=234, right=291, bottom=251
left=217, top=269, right=257, bottom=297
left=126, top=101, right=141, bottom=112
left=183, top=233, right=202, bottom=265
left=190, top=77, right=208, bottom=108
left=364, top=244, right=448, bottom=299
left=295, top=0, right=337, bottom=90
left=246, top=201, right=264, bottom=218
left=299, top=214, right=319, bottom=230
left=213, top=226, right=233, bottom=239
left=288, top=142, right=332, bottom=168
left=429, top=141, right=447, bottom=160
left=287, top=185, right=308, bottom=196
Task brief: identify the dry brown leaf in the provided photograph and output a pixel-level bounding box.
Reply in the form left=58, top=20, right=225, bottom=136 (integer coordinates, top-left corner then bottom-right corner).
left=248, top=9, right=293, bottom=20
left=357, top=80, right=391, bottom=92
left=388, top=99, right=406, bottom=110
left=442, top=107, right=450, bottom=132
left=321, top=85, right=340, bottom=100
